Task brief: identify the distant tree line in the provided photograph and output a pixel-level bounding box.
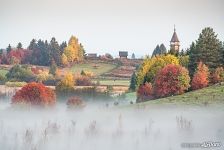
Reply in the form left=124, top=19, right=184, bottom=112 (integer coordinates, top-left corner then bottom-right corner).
left=151, top=44, right=167, bottom=57
left=0, top=36, right=85, bottom=67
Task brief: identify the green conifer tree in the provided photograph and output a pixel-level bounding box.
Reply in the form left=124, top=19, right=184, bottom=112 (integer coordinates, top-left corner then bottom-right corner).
left=129, top=72, right=137, bottom=91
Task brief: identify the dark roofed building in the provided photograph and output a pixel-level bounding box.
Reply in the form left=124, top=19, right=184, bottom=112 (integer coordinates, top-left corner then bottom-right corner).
left=119, top=51, right=128, bottom=59
left=87, top=53, right=98, bottom=59
left=170, top=25, right=180, bottom=52
left=87, top=53, right=97, bottom=58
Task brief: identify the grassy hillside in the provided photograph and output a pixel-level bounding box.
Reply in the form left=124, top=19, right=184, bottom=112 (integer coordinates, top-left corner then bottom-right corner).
left=129, top=84, right=224, bottom=106
left=70, top=63, right=117, bottom=76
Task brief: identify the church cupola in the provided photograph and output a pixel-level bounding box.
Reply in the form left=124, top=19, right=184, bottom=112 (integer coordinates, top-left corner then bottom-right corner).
left=170, top=25, right=180, bottom=52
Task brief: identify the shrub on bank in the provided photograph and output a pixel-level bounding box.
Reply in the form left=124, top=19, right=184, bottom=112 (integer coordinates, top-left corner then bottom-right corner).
left=6, top=65, right=35, bottom=82
left=36, top=71, right=54, bottom=83
left=12, top=82, right=56, bottom=106
left=75, top=76, right=92, bottom=86
left=210, top=67, right=224, bottom=84
left=136, top=82, right=154, bottom=102
left=154, top=64, right=190, bottom=98
left=191, top=62, right=209, bottom=90
left=66, top=96, right=85, bottom=109
left=56, top=72, right=74, bottom=94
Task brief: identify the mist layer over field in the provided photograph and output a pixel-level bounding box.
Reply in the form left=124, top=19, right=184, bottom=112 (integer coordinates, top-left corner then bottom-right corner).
left=0, top=101, right=223, bottom=150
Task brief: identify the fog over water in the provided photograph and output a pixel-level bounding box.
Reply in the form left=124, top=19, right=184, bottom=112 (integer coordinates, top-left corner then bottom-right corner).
left=0, top=101, right=223, bottom=150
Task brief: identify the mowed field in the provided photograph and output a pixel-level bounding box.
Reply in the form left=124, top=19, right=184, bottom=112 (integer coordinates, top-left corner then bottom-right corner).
left=0, top=63, right=117, bottom=77
left=70, top=63, right=117, bottom=76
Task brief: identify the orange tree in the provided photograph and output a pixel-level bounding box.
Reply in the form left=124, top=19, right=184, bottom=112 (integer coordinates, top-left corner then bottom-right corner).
left=136, top=82, right=154, bottom=102
left=154, top=64, right=190, bottom=98
left=210, top=67, right=224, bottom=84
left=12, top=82, right=56, bottom=106
left=191, top=62, right=209, bottom=90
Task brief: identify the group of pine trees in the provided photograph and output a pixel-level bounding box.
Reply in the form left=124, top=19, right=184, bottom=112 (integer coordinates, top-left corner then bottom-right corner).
left=151, top=44, right=167, bottom=57
left=0, top=36, right=85, bottom=67
left=28, top=36, right=85, bottom=67
left=188, top=27, right=224, bottom=77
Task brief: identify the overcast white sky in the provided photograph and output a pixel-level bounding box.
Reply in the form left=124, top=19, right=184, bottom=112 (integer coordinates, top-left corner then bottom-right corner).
left=0, top=0, right=223, bottom=57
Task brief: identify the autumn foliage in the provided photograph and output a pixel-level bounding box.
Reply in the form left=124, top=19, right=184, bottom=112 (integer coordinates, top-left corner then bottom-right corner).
left=75, top=76, right=92, bottom=86
left=63, top=36, right=84, bottom=63
left=137, top=82, right=154, bottom=102
left=12, top=82, right=56, bottom=106
left=56, top=72, right=74, bottom=93
left=7, top=49, right=31, bottom=64
left=191, top=62, right=209, bottom=90
left=154, top=64, right=190, bottom=98
left=210, top=67, right=224, bottom=84
left=61, top=53, right=68, bottom=66
left=136, top=54, right=179, bottom=86
left=66, top=96, right=85, bottom=109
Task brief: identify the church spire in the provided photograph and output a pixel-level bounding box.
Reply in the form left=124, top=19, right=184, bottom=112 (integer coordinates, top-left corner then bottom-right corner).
left=170, top=25, right=180, bottom=52
left=170, top=25, right=179, bottom=42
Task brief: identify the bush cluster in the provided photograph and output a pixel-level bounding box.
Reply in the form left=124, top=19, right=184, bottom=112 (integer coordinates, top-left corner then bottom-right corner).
left=12, top=82, right=56, bottom=106
left=154, top=64, right=190, bottom=98
left=75, top=76, right=92, bottom=86
left=191, top=62, right=209, bottom=90
left=66, top=96, right=85, bottom=109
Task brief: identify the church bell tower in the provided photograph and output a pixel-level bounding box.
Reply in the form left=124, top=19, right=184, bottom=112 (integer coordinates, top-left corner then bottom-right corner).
left=170, top=25, right=180, bottom=52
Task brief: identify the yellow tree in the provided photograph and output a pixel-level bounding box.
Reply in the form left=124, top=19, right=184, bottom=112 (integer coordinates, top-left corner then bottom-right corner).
left=161, top=54, right=179, bottom=65
left=64, top=36, right=84, bottom=63
left=136, top=54, right=179, bottom=86
left=61, top=53, right=68, bottom=66
left=36, top=71, right=53, bottom=83
left=56, top=72, right=74, bottom=93
left=78, top=43, right=85, bottom=61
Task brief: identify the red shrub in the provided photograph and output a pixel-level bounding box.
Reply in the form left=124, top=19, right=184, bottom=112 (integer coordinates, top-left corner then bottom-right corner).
left=191, top=62, right=209, bottom=90
left=210, top=67, right=224, bottom=84
left=66, top=96, right=85, bottom=109
left=154, top=64, right=190, bottom=98
left=6, top=49, right=30, bottom=64
left=75, top=76, right=92, bottom=86
left=137, top=82, right=154, bottom=102
left=12, top=82, right=56, bottom=106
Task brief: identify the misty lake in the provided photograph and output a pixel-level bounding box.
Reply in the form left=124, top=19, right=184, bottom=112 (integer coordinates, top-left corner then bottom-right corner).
left=0, top=101, right=223, bottom=150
